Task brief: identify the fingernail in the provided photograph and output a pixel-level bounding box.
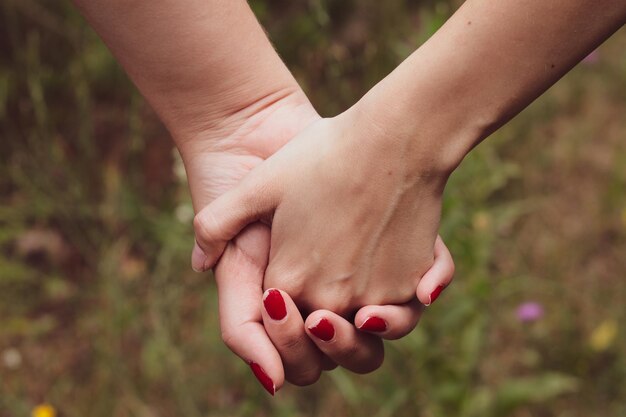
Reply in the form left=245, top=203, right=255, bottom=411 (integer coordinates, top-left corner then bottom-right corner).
left=359, top=316, right=387, bottom=332
left=263, top=289, right=287, bottom=321
left=308, top=318, right=335, bottom=341
left=249, top=362, right=275, bottom=396
left=191, top=241, right=208, bottom=272
left=427, top=285, right=446, bottom=306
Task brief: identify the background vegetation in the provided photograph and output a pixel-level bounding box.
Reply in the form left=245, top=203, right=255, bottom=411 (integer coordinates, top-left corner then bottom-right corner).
left=1, top=1, right=625, bottom=416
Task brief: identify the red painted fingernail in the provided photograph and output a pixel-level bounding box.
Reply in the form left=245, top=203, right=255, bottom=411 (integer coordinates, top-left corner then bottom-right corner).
left=308, top=318, right=335, bottom=341
left=428, top=285, right=446, bottom=305
left=249, top=362, right=275, bottom=396
left=263, top=289, right=286, bottom=321
left=359, top=316, right=387, bottom=332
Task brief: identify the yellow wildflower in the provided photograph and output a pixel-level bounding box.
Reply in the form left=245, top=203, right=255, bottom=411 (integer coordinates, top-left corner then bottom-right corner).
left=589, top=320, right=618, bottom=352
left=32, top=404, right=56, bottom=417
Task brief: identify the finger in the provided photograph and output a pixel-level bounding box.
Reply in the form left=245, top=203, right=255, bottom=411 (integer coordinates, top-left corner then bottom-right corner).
left=354, top=299, right=425, bottom=340
left=415, top=235, right=455, bottom=306
left=304, top=310, right=384, bottom=374
left=213, top=223, right=282, bottom=395
left=192, top=166, right=281, bottom=272
left=261, top=289, right=323, bottom=386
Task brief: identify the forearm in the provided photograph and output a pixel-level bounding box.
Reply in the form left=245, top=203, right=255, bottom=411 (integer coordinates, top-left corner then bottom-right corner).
left=72, top=0, right=300, bottom=145
left=357, top=0, right=626, bottom=173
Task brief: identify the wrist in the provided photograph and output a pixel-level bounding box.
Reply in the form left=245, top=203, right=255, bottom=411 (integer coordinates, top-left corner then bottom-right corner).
left=167, top=77, right=303, bottom=147
left=174, top=85, right=316, bottom=159
left=349, top=84, right=484, bottom=180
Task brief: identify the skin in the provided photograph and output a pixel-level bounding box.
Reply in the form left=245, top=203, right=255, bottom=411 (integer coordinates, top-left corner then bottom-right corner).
left=194, top=114, right=448, bottom=315
left=71, top=0, right=456, bottom=391
left=195, top=0, right=626, bottom=314
left=358, top=0, right=626, bottom=169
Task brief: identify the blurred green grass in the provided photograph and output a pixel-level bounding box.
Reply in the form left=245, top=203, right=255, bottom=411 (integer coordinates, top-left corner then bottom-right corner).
left=1, top=1, right=625, bottom=416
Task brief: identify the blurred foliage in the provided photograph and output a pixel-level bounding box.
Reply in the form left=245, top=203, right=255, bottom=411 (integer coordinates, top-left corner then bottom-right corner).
left=1, top=1, right=625, bottom=416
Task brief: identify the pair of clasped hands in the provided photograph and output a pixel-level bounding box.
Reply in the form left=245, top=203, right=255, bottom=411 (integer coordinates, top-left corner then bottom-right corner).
left=74, top=0, right=626, bottom=397
left=182, top=88, right=456, bottom=395
left=135, top=0, right=623, bottom=395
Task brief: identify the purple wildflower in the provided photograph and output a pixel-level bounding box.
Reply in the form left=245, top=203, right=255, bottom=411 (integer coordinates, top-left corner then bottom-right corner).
left=516, top=301, right=544, bottom=322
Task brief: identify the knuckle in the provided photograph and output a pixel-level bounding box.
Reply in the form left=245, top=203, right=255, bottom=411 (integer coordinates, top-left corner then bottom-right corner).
left=265, top=270, right=305, bottom=300
left=447, top=259, right=456, bottom=281
left=323, top=294, right=353, bottom=317
left=219, top=327, right=241, bottom=352
left=440, top=259, right=455, bottom=285
left=265, top=272, right=292, bottom=291
left=193, top=210, right=220, bottom=243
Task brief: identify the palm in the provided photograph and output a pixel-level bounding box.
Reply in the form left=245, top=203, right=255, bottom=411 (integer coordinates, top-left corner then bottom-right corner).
left=182, top=94, right=320, bottom=208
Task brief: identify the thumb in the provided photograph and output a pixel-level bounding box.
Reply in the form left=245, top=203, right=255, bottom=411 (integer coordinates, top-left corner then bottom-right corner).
left=191, top=167, right=281, bottom=272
